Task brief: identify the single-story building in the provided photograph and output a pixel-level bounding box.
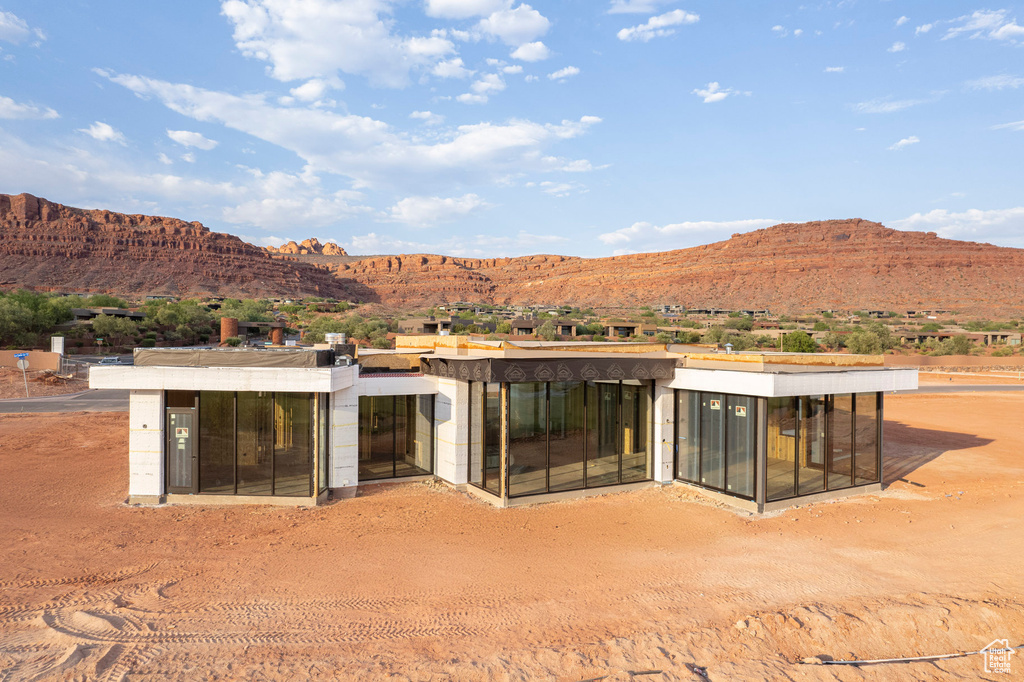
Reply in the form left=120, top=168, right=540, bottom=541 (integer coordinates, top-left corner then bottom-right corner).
left=89, top=337, right=917, bottom=512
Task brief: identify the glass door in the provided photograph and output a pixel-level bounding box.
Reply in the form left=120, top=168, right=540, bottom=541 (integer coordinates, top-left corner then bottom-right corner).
left=166, top=410, right=197, bottom=494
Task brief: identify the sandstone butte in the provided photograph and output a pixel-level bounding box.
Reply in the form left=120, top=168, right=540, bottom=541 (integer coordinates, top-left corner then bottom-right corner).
left=265, top=237, right=347, bottom=256
left=0, top=193, right=354, bottom=299
left=3, top=193, right=1024, bottom=315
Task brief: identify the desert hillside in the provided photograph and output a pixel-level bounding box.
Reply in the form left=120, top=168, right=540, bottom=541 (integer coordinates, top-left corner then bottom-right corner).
left=0, top=193, right=352, bottom=299
left=329, top=219, right=1024, bottom=314
left=3, top=194, right=1023, bottom=315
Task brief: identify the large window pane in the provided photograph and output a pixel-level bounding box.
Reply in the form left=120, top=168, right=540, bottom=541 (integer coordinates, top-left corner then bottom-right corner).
left=766, top=397, right=797, bottom=501
left=549, top=382, right=585, bottom=491
left=829, top=394, right=854, bottom=489
left=317, top=394, right=328, bottom=493
left=726, top=395, right=756, bottom=497
left=274, top=392, right=311, bottom=497
left=854, top=393, right=879, bottom=484
left=700, top=393, right=725, bottom=489
left=509, top=382, right=547, bottom=496
left=416, top=394, right=434, bottom=474
left=469, top=382, right=484, bottom=487
left=586, top=382, right=620, bottom=487
left=199, top=391, right=235, bottom=493
left=358, top=396, right=395, bottom=480
left=798, top=396, right=826, bottom=495
left=622, top=383, right=650, bottom=483
left=675, top=390, right=699, bottom=483
left=395, top=395, right=431, bottom=477
left=484, top=384, right=501, bottom=494
left=237, top=392, right=273, bottom=495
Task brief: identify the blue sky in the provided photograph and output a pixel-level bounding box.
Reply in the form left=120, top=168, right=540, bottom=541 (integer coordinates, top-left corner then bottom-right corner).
left=1, top=1, right=1022, bottom=256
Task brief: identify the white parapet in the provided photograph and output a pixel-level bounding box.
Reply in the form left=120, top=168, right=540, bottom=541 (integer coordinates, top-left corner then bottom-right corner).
left=90, top=364, right=357, bottom=394
left=652, top=384, right=675, bottom=483
left=664, top=367, right=918, bottom=397
left=358, top=374, right=439, bottom=396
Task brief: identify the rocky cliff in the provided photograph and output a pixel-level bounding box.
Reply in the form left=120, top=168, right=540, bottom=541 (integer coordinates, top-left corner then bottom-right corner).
left=334, top=220, right=1024, bottom=314
left=0, top=194, right=354, bottom=299
left=266, top=237, right=347, bottom=256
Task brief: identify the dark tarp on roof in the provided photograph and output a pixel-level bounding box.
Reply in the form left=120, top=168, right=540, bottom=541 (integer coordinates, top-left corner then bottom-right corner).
left=420, top=356, right=676, bottom=383
left=133, top=348, right=334, bottom=368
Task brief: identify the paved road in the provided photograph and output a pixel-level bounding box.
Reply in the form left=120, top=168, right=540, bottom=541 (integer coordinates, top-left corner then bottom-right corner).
left=0, top=389, right=130, bottom=413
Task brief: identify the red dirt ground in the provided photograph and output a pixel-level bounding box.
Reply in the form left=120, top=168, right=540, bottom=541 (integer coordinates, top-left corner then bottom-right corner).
left=1, top=393, right=1022, bottom=680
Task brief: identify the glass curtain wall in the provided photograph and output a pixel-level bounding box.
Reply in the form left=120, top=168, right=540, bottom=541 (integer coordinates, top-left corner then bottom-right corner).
left=508, top=380, right=653, bottom=498
left=468, top=382, right=502, bottom=495
left=675, top=390, right=757, bottom=500
left=183, top=391, right=317, bottom=497
left=766, top=392, right=882, bottom=502
left=358, top=395, right=434, bottom=481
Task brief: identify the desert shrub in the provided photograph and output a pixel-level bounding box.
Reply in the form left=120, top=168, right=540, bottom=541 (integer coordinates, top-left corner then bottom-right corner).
left=224, top=337, right=242, bottom=347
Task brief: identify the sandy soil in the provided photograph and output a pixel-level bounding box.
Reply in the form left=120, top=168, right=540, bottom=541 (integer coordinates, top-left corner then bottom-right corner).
left=0, top=367, right=89, bottom=400
left=1, top=394, right=1022, bottom=681
left=918, top=371, right=1024, bottom=385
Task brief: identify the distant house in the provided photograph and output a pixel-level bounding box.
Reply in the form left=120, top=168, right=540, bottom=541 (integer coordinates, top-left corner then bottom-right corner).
left=71, top=308, right=147, bottom=324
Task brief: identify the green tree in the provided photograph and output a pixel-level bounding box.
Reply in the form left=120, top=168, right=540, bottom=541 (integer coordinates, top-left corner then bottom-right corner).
left=218, top=298, right=273, bottom=322
left=845, top=330, right=882, bottom=355
left=537, top=320, right=558, bottom=341
left=0, top=297, right=35, bottom=346
left=813, top=321, right=830, bottom=332
left=654, top=332, right=673, bottom=344
left=781, top=330, right=818, bottom=353
left=91, top=314, right=138, bottom=347
left=84, top=293, right=129, bottom=308
left=496, top=321, right=512, bottom=334
left=820, top=331, right=843, bottom=351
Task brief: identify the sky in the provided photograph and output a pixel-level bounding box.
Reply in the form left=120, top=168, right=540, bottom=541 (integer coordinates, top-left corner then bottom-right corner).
left=0, top=1, right=1022, bottom=257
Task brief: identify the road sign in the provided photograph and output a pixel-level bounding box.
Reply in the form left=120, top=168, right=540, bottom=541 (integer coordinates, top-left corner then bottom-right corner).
left=16, top=359, right=29, bottom=370
left=14, top=352, right=28, bottom=359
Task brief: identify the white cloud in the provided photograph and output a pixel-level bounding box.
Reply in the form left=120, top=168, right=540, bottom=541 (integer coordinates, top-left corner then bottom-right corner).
left=387, top=193, right=491, bottom=226
left=458, top=72, right=506, bottom=102
left=432, top=57, right=474, bottom=78
left=888, top=135, right=919, bottom=150
left=824, top=66, right=845, bottom=73
left=536, top=180, right=585, bottom=197
left=793, top=28, right=803, bottom=37
left=547, top=65, right=579, bottom=81
left=456, top=92, right=489, bottom=104
left=853, top=97, right=928, bottom=113
left=966, top=74, right=1024, bottom=90
left=896, top=16, right=909, bottom=27
left=888, top=41, right=907, bottom=52
left=410, top=110, right=444, bottom=125
left=167, top=129, right=219, bottom=150
left=597, top=218, right=778, bottom=253
left=991, top=119, right=1024, bottom=132
left=79, top=121, right=127, bottom=145
left=890, top=207, right=1024, bottom=247
left=502, top=64, right=523, bottom=74
left=915, top=23, right=933, bottom=35
left=617, top=9, right=699, bottom=42
left=223, top=168, right=370, bottom=229
left=346, top=228, right=568, bottom=257
left=942, top=10, right=1024, bottom=43
left=691, top=82, right=748, bottom=104
left=288, top=77, right=342, bottom=102
left=0, top=95, right=58, bottom=120
left=220, top=0, right=456, bottom=88
left=181, top=152, right=197, bottom=163
left=607, top=0, right=674, bottom=14
left=157, top=153, right=174, bottom=165
left=0, top=10, right=42, bottom=44
left=510, top=40, right=550, bottom=61
left=101, top=69, right=601, bottom=188
left=771, top=25, right=785, bottom=34
left=477, top=4, right=550, bottom=45
left=424, top=0, right=507, bottom=19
